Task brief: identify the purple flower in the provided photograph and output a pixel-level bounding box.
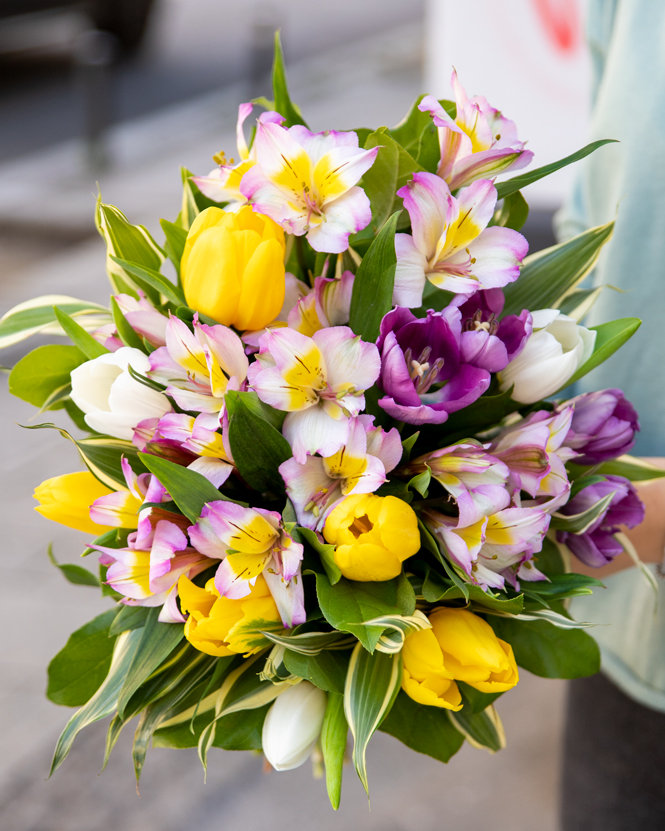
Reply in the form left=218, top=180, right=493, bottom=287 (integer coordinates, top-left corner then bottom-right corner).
left=557, top=475, right=645, bottom=567
left=453, top=289, right=533, bottom=372
left=376, top=307, right=490, bottom=425
left=561, top=389, right=640, bottom=465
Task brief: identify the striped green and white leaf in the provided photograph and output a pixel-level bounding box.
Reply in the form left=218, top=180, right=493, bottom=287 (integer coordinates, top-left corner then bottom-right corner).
left=261, top=629, right=356, bottom=655
left=615, top=531, right=659, bottom=598
left=555, top=285, right=606, bottom=321
left=583, top=454, right=665, bottom=482
left=344, top=642, right=402, bottom=795
left=449, top=705, right=505, bottom=754
left=550, top=491, right=615, bottom=534
left=360, top=611, right=431, bottom=654
left=0, top=295, right=110, bottom=351
left=481, top=607, right=596, bottom=629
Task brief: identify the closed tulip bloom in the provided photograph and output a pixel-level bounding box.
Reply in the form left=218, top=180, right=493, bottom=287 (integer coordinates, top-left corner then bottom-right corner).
left=402, top=628, right=463, bottom=711
left=323, top=494, right=420, bottom=581
left=262, top=681, right=328, bottom=771
left=181, top=205, right=286, bottom=331
left=34, top=471, right=115, bottom=534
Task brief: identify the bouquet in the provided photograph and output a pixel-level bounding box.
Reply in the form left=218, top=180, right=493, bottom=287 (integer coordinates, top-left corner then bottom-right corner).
left=3, top=35, right=658, bottom=807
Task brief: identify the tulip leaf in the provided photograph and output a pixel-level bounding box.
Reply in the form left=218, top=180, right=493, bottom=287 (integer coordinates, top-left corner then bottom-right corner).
left=109, top=605, right=151, bottom=636
left=344, top=642, right=402, bottom=796
left=47, top=608, right=119, bottom=707
left=449, top=705, right=506, bottom=753
left=520, top=572, right=604, bottom=599
left=578, top=454, right=665, bottom=482
left=0, top=295, right=110, bottom=351
left=495, top=139, right=617, bottom=200
left=299, top=526, right=342, bottom=584
left=160, top=218, right=187, bottom=274
left=283, top=648, right=350, bottom=694
left=272, top=30, right=307, bottom=128
left=110, top=256, right=186, bottom=307
left=228, top=395, right=292, bottom=494
left=349, top=211, right=400, bottom=343
left=53, top=306, right=110, bottom=359
left=47, top=543, right=100, bottom=587
left=321, top=692, right=348, bottom=810
left=380, top=690, right=465, bottom=763
left=139, top=453, right=236, bottom=522
left=486, top=616, right=600, bottom=678
left=314, top=572, right=403, bottom=653
left=550, top=491, right=615, bottom=534
left=564, top=317, right=642, bottom=386
left=109, top=296, right=147, bottom=352
left=50, top=627, right=143, bottom=775
left=494, top=190, right=529, bottom=231
left=502, top=220, right=614, bottom=317
left=423, top=569, right=525, bottom=614
left=457, top=681, right=503, bottom=714
left=8, top=344, right=86, bottom=407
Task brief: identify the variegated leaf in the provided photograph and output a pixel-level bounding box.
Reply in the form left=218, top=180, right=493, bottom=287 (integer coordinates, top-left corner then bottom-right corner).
left=550, top=491, right=615, bottom=534
left=449, top=704, right=506, bottom=754
left=0, top=294, right=110, bottom=350
left=480, top=607, right=596, bottom=630
left=360, top=611, right=431, bottom=654
left=261, top=629, right=356, bottom=655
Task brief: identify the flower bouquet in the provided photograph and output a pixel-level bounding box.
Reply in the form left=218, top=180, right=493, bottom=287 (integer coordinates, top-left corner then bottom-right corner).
left=3, top=34, right=657, bottom=807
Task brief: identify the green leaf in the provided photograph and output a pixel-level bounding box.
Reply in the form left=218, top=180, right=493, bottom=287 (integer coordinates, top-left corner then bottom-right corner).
left=0, top=295, right=109, bottom=351
left=449, top=705, right=505, bottom=753
left=47, top=544, right=99, bottom=587
left=160, top=218, right=188, bottom=274
left=361, top=129, right=399, bottom=231
left=314, top=572, right=403, bottom=652
left=556, top=286, right=605, bottom=321
left=50, top=627, right=143, bottom=774
left=494, top=190, right=529, bottom=231
left=109, top=605, right=151, bottom=636
left=228, top=395, right=292, bottom=493
left=522, top=572, right=603, bottom=599
left=348, top=211, right=400, bottom=343
left=154, top=705, right=269, bottom=751
left=272, top=31, right=307, bottom=127
left=225, top=389, right=286, bottom=431
left=422, top=570, right=525, bottom=614
left=436, top=388, right=517, bottom=445
left=582, top=454, right=665, bottom=482
left=344, top=642, right=402, bottom=795
left=110, top=257, right=186, bottom=307
left=495, top=140, right=617, bottom=200
left=487, top=616, right=600, bottom=678
left=139, top=453, right=230, bottom=523
left=299, top=527, right=342, bottom=584
left=502, top=221, right=614, bottom=317
left=261, top=629, right=354, bottom=655
left=110, top=296, right=147, bottom=352
left=418, top=520, right=470, bottom=601
left=53, top=306, right=109, bottom=359
left=533, top=535, right=565, bottom=576
left=283, top=648, right=350, bottom=694
left=321, top=692, right=348, bottom=810
left=565, top=318, right=641, bottom=386
left=389, top=95, right=432, bottom=150
left=380, top=690, right=464, bottom=763
left=9, top=344, right=85, bottom=408
left=117, top=607, right=185, bottom=718
left=457, top=681, right=503, bottom=714
left=550, top=491, right=615, bottom=533
left=47, top=609, right=118, bottom=707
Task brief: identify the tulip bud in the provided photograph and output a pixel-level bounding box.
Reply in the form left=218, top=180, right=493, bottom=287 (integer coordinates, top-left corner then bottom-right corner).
left=181, top=205, right=286, bottom=331
left=561, top=389, right=640, bottom=465
left=70, top=347, right=171, bottom=440
left=33, top=471, right=114, bottom=534
left=499, top=310, right=596, bottom=404
left=262, top=681, right=327, bottom=771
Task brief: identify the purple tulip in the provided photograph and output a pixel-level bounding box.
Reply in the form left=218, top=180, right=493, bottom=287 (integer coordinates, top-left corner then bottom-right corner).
left=557, top=475, right=645, bottom=567
left=561, top=389, right=640, bottom=465
left=376, top=307, right=490, bottom=424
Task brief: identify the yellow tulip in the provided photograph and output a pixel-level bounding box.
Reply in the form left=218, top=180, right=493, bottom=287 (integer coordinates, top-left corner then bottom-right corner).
left=323, top=494, right=420, bottom=581
left=178, top=573, right=281, bottom=657
left=181, top=205, right=286, bottom=331
left=401, top=608, right=519, bottom=710
left=33, top=471, right=115, bottom=535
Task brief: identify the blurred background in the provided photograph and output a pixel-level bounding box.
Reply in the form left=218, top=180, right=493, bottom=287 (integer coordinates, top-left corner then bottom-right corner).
left=0, top=1, right=590, bottom=828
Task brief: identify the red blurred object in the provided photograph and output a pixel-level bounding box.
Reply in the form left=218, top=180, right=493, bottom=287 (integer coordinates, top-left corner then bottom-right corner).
left=531, top=0, right=582, bottom=54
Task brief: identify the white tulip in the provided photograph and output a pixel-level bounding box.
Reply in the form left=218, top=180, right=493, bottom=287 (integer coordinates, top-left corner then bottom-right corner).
left=70, top=346, right=171, bottom=440
left=262, top=681, right=327, bottom=771
left=499, top=309, right=596, bottom=404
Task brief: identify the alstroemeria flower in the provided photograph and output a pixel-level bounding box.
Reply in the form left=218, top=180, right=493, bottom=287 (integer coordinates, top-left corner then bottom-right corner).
left=287, top=270, right=355, bottom=336
left=155, top=412, right=234, bottom=487
left=240, top=117, right=378, bottom=253
left=424, top=505, right=550, bottom=590
left=376, top=306, right=490, bottom=425
left=188, top=502, right=305, bottom=627
left=401, top=442, right=510, bottom=526
left=280, top=415, right=402, bottom=530
left=248, top=326, right=381, bottom=463
left=115, top=291, right=167, bottom=347
left=89, top=456, right=148, bottom=528
left=393, top=172, right=528, bottom=306
left=150, top=314, right=248, bottom=413
left=419, top=70, right=533, bottom=190
left=491, top=408, right=575, bottom=502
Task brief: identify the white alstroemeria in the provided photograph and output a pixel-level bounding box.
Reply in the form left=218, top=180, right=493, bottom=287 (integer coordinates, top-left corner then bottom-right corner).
left=70, top=347, right=171, bottom=440
left=262, top=681, right=327, bottom=771
left=499, top=310, right=596, bottom=404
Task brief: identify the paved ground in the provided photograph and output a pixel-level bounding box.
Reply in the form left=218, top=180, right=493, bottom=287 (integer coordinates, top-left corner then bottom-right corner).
left=0, top=15, right=564, bottom=831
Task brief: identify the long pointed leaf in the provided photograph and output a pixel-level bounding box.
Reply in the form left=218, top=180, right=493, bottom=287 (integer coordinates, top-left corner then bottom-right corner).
left=321, top=692, right=348, bottom=810
left=449, top=705, right=506, bottom=753
left=53, top=306, right=109, bottom=359
left=272, top=31, right=307, bottom=128
left=564, top=317, right=641, bottom=386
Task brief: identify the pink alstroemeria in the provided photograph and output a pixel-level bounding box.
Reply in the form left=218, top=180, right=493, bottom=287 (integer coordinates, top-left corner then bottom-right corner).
left=419, top=70, right=533, bottom=191
left=240, top=117, right=378, bottom=253
left=188, top=502, right=305, bottom=627
left=115, top=291, right=168, bottom=347
left=155, top=412, right=234, bottom=487
left=93, top=518, right=209, bottom=623
left=89, top=456, right=148, bottom=528
left=149, top=314, right=248, bottom=413
left=424, top=505, right=550, bottom=591
left=287, top=270, right=355, bottom=336
left=393, top=172, right=528, bottom=307
left=402, top=442, right=510, bottom=526
left=491, top=408, right=575, bottom=505
left=280, top=415, right=402, bottom=531
left=248, top=326, right=381, bottom=464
